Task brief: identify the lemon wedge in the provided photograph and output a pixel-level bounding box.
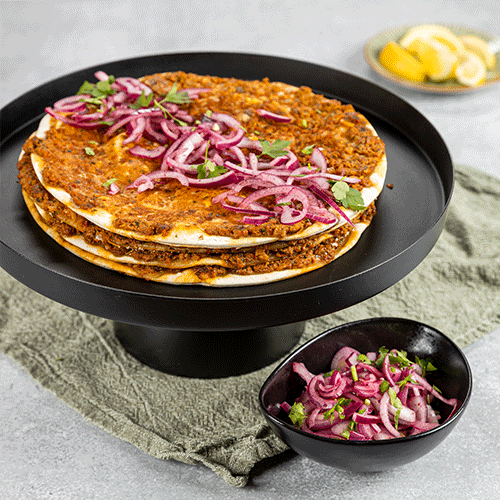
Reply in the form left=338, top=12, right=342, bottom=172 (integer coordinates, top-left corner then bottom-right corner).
left=460, top=34, right=496, bottom=69
left=400, top=24, right=465, bottom=55
left=455, top=51, right=487, bottom=86
left=379, top=41, right=426, bottom=82
left=406, top=38, right=459, bottom=81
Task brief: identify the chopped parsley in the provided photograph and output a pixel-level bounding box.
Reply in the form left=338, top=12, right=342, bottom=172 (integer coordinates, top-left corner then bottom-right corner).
left=77, top=75, right=116, bottom=103
left=379, top=380, right=390, bottom=393
left=130, top=90, right=154, bottom=109
left=288, top=402, right=307, bottom=427
left=357, top=353, right=374, bottom=365
left=416, top=356, right=438, bottom=377
left=398, top=373, right=416, bottom=389
left=258, top=139, right=291, bottom=159
left=196, top=142, right=227, bottom=179
left=159, top=82, right=191, bottom=105
left=102, top=178, right=118, bottom=188
left=154, top=99, right=188, bottom=126
left=389, top=349, right=413, bottom=368
left=84, top=147, right=95, bottom=156
left=197, top=161, right=226, bottom=179
left=324, top=397, right=351, bottom=422
left=330, top=180, right=365, bottom=210
left=301, top=144, right=315, bottom=155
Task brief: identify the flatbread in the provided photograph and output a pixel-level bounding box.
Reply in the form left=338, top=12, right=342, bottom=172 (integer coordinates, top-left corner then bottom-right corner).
left=28, top=73, right=386, bottom=249
left=23, top=190, right=373, bottom=286
left=18, top=71, right=386, bottom=285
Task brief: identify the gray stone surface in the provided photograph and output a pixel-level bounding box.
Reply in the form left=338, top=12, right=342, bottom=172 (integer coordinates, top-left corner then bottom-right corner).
left=1, top=0, right=499, bottom=498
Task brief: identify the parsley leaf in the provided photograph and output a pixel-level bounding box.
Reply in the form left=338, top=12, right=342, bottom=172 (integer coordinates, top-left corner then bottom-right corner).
left=160, top=82, right=191, bottom=105
left=357, top=354, right=373, bottom=365
left=77, top=76, right=116, bottom=100
left=398, top=373, right=416, bottom=389
left=343, top=187, right=366, bottom=210
left=394, top=408, right=402, bottom=430
left=379, top=380, right=390, bottom=393
left=288, top=402, right=307, bottom=427
left=301, top=144, right=315, bottom=155
left=102, top=178, right=118, bottom=188
left=258, top=139, right=291, bottom=159
left=389, top=349, right=413, bottom=368
left=154, top=100, right=188, bottom=126
left=330, top=180, right=366, bottom=210
left=331, top=180, right=350, bottom=200
left=196, top=142, right=227, bottom=179
left=341, top=429, right=351, bottom=439
left=131, top=90, right=153, bottom=109
left=415, top=356, right=438, bottom=377
left=323, top=398, right=351, bottom=422
left=197, top=160, right=226, bottom=179
left=375, top=346, right=389, bottom=367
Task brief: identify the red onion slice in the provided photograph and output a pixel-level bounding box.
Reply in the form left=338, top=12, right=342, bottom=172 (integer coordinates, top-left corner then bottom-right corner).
left=255, top=109, right=292, bottom=123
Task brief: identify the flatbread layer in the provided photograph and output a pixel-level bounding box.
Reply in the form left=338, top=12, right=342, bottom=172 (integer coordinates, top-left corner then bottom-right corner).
left=22, top=189, right=374, bottom=286
left=27, top=72, right=386, bottom=248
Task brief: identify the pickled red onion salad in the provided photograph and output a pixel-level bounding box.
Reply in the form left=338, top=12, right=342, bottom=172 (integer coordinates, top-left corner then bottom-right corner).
left=44, top=71, right=367, bottom=226
left=280, top=346, right=459, bottom=440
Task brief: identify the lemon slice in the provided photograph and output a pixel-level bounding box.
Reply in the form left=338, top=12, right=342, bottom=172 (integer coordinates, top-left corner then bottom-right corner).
left=455, top=51, right=487, bottom=86
left=406, top=38, right=459, bottom=81
left=460, top=34, right=496, bottom=69
left=400, top=24, right=465, bottom=55
left=379, top=41, right=426, bottom=82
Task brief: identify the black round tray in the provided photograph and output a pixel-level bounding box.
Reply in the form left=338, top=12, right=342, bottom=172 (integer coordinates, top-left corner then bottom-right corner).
left=0, top=52, right=453, bottom=377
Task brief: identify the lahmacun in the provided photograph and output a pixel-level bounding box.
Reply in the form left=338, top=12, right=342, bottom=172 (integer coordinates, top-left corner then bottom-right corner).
left=17, top=71, right=386, bottom=286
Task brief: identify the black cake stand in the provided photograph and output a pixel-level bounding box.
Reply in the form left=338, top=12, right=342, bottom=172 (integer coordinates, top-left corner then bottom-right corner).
left=0, top=53, right=453, bottom=377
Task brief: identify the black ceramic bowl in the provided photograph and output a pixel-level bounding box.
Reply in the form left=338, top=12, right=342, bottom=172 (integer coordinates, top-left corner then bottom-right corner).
left=259, top=317, right=472, bottom=472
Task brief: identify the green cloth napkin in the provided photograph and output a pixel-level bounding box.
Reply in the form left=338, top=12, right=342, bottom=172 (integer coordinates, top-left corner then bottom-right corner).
left=1, top=164, right=499, bottom=487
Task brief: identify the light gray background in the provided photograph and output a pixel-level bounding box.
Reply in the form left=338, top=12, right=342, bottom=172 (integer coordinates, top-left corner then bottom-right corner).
left=1, top=1, right=499, bottom=499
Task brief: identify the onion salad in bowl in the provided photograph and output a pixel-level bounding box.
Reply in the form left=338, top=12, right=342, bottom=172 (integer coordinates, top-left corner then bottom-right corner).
left=280, top=346, right=459, bottom=441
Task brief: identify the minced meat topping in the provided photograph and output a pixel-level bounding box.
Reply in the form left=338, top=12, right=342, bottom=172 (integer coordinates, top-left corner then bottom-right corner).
left=26, top=72, right=384, bottom=241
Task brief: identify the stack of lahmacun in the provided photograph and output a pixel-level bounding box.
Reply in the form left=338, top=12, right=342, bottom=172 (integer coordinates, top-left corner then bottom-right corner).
left=17, top=71, right=387, bottom=286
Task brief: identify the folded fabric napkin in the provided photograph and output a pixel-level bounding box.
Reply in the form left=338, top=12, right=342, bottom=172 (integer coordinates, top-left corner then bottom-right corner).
left=1, top=164, right=499, bottom=487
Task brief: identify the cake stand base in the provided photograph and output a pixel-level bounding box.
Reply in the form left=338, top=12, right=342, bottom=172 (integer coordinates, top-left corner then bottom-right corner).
left=114, top=321, right=306, bottom=378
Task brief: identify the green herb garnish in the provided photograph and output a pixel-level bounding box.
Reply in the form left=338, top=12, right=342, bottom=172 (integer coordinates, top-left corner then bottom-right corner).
left=301, top=144, right=315, bottom=155
left=357, top=354, right=374, bottom=365
left=379, top=380, right=390, bottom=393
left=196, top=142, right=227, bottom=179
left=341, top=429, right=351, bottom=439
left=394, top=408, right=402, bottom=429
left=131, top=90, right=154, bottom=109
left=77, top=76, right=116, bottom=102
left=288, top=402, right=307, bottom=427
left=398, top=373, right=416, bottom=389
left=388, top=387, right=403, bottom=411
left=375, top=346, right=390, bottom=368
left=154, top=99, right=188, bottom=126
left=389, top=349, right=413, bottom=367
left=197, top=161, right=226, bottom=179
left=84, top=147, right=95, bottom=156
left=415, top=356, right=438, bottom=377
left=102, top=178, right=118, bottom=188
left=160, top=82, right=191, bottom=105
left=324, top=398, right=351, bottom=422
left=258, top=139, right=291, bottom=159
left=330, top=180, right=366, bottom=211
